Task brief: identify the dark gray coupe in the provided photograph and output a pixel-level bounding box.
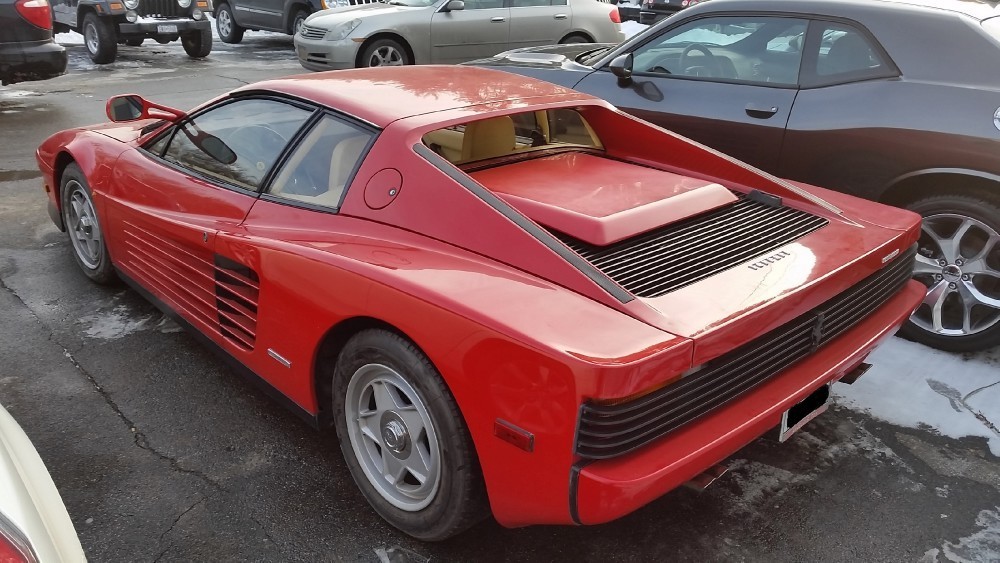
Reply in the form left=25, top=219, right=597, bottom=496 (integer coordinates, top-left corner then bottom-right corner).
left=473, top=0, right=1000, bottom=352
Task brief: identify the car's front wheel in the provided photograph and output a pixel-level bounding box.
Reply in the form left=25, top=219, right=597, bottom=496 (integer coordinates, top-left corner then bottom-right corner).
left=215, top=3, right=245, bottom=44
left=61, top=164, right=116, bottom=284
left=181, top=27, right=212, bottom=58
left=82, top=13, right=117, bottom=64
left=899, top=193, right=1000, bottom=352
left=332, top=329, right=486, bottom=540
left=360, top=38, right=410, bottom=67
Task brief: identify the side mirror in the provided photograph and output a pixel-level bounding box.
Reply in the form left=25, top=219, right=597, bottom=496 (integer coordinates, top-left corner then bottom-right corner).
left=443, top=0, right=464, bottom=11
left=105, top=94, right=187, bottom=123
left=107, top=95, right=144, bottom=122
left=609, top=53, right=633, bottom=83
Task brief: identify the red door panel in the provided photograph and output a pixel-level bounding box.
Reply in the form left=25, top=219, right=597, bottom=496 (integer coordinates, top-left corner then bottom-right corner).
left=103, top=148, right=259, bottom=346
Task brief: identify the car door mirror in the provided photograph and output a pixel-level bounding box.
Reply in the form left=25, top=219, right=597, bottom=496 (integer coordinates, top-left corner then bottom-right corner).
left=107, top=95, right=144, bottom=122
left=443, top=0, right=464, bottom=11
left=106, top=94, right=187, bottom=123
left=609, top=53, right=633, bottom=84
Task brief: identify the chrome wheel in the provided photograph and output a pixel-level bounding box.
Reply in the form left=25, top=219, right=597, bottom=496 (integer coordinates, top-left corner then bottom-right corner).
left=367, top=45, right=404, bottom=66
left=217, top=10, right=233, bottom=37
left=344, top=363, right=441, bottom=511
left=911, top=213, right=1000, bottom=337
left=84, top=21, right=99, bottom=55
left=65, top=180, right=103, bottom=270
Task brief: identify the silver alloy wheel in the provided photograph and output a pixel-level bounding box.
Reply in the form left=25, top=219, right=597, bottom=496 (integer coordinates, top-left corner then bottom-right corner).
left=911, top=213, right=1000, bottom=336
left=65, top=180, right=103, bottom=270
left=218, top=9, right=233, bottom=37
left=345, top=363, right=441, bottom=511
left=368, top=45, right=404, bottom=66
left=84, top=21, right=99, bottom=55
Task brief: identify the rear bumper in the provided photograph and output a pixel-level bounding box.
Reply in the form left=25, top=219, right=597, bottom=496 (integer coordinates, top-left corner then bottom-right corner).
left=570, top=280, right=924, bottom=525
left=0, top=40, right=67, bottom=85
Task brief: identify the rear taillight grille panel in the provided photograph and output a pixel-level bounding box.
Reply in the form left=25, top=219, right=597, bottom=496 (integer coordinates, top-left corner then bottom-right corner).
left=553, top=196, right=828, bottom=297
left=575, top=245, right=917, bottom=460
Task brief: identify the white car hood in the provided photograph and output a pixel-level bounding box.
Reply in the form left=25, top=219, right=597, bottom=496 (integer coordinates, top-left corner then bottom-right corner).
left=0, top=404, right=86, bottom=562
left=305, top=3, right=424, bottom=27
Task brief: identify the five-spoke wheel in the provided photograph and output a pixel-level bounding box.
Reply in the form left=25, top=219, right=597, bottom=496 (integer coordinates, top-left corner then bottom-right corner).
left=333, top=329, right=486, bottom=540
left=60, top=164, right=115, bottom=284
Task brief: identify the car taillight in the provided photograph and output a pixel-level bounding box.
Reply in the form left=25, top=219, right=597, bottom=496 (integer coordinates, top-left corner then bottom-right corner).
left=609, top=7, right=621, bottom=23
left=14, top=0, right=53, bottom=31
left=0, top=513, right=37, bottom=563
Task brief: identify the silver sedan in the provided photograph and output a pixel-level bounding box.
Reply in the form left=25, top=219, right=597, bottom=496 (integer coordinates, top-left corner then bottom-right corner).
left=294, top=0, right=625, bottom=70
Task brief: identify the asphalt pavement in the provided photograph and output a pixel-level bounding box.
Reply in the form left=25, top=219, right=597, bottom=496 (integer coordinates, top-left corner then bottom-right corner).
left=0, top=32, right=998, bottom=562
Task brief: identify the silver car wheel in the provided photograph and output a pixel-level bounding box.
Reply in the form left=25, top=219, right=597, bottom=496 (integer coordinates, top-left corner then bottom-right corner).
left=84, top=21, right=99, bottom=55
left=65, top=180, right=103, bottom=270
left=344, top=363, right=441, bottom=512
left=911, top=213, right=1000, bottom=336
left=368, top=45, right=404, bottom=66
left=217, top=10, right=232, bottom=37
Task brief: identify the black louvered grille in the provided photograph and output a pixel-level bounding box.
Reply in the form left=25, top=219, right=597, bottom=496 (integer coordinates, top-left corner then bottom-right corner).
left=138, top=0, right=185, bottom=17
left=575, top=245, right=917, bottom=460
left=554, top=196, right=828, bottom=297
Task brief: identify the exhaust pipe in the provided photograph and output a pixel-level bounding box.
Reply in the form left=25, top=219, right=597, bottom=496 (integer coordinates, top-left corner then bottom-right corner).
left=683, top=464, right=728, bottom=491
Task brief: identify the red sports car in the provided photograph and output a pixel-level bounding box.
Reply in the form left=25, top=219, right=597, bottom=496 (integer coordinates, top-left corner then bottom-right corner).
left=36, top=66, right=924, bottom=540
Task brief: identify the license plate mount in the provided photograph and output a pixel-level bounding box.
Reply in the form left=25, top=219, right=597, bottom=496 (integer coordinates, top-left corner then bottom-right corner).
left=778, top=384, right=830, bottom=442
left=157, top=24, right=179, bottom=33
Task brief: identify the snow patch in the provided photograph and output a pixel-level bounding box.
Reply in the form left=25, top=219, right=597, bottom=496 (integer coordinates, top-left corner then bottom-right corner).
left=78, top=305, right=155, bottom=340
left=833, top=338, right=1000, bottom=456
left=923, top=507, right=1000, bottom=563
left=621, top=21, right=648, bottom=39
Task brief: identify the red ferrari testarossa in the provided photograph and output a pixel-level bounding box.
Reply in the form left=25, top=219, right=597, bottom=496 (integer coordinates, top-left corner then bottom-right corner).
left=36, top=65, right=923, bottom=540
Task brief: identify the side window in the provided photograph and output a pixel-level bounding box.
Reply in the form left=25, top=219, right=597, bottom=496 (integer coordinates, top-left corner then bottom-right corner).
left=161, top=99, right=312, bottom=191
left=267, top=115, right=374, bottom=209
left=808, top=22, right=891, bottom=84
left=464, top=0, right=504, bottom=8
left=632, top=16, right=807, bottom=86
left=510, top=0, right=550, bottom=6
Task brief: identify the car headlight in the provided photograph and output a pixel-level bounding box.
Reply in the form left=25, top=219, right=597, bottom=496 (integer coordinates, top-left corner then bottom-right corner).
left=125, top=9, right=138, bottom=21
left=123, top=0, right=139, bottom=9
left=178, top=0, right=191, bottom=7
left=327, top=18, right=361, bottom=40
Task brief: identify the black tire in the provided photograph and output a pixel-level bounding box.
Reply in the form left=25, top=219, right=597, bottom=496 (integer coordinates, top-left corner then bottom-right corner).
left=559, top=32, right=592, bottom=44
left=332, top=329, right=487, bottom=541
left=215, top=3, right=245, bottom=44
left=290, top=7, right=309, bottom=35
left=181, top=27, right=212, bottom=58
left=359, top=38, right=410, bottom=67
left=125, top=38, right=143, bottom=46
left=60, top=164, right=116, bottom=285
left=82, top=12, right=117, bottom=64
left=898, top=193, right=1000, bottom=352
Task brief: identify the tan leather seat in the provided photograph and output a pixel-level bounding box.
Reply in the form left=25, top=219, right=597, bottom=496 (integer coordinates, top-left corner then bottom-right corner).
left=461, top=116, right=515, bottom=162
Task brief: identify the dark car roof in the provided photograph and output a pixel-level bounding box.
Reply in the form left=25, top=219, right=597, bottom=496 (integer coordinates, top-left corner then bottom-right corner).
left=240, top=65, right=593, bottom=128
left=686, top=0, right=1000, bottom=21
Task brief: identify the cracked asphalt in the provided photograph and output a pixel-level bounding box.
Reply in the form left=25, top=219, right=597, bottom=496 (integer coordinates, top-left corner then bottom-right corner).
left=0, top=32, right=999, bottom=562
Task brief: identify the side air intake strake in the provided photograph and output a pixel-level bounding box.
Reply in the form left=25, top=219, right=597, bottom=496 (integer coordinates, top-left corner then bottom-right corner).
left=214, top=256, right=259, bottom=351
left=553, top=195, right=829, bottom=298
left=574, top=245, right=916, bottom=460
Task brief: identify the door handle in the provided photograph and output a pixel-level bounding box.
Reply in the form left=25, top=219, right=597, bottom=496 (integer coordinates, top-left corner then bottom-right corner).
left=553, top=13, right=567, bottom=19
left=745, top=103, right=778, bottom=119
left=491, top=16, right=506, bottom=22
